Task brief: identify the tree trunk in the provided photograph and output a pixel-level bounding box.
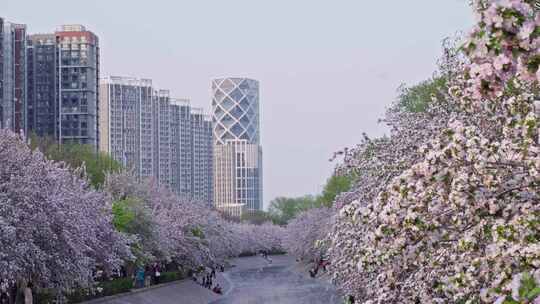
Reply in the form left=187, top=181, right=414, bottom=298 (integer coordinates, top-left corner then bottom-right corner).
left=22, top=288, right=31, bottom=304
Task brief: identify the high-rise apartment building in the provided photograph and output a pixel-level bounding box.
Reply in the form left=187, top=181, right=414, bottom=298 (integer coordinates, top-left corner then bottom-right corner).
left=56, top=25, right=100, bottom=147
left=99, top=77, right=154, bottom=178
left=153, top=90, right=171, bottom=187
left=191, top=108, right=214, bottom=205
left=0, top=18, right=27, bottom=133
left=25, top=25, right=100, bottom=148
left=170, top=98, right=194, bottom=199
left=99, top=76, right=214, bottom=204
left=26, top=34, right=56, bottom=137
left=212, top=77, right=263, bottom=217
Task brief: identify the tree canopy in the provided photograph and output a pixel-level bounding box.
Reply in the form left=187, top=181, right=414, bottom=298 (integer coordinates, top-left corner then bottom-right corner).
left=29, top=134, right=122, bottom=189
left=285, top=1, right=540, bottom=302
left=0, top=130, right=129, bottom=292
left=268, top=173, right=355, bottom=224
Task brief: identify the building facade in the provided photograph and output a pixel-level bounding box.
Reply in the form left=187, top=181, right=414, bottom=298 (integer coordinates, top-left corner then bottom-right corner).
left=26, top=34, right=57, bottom=137
left=170, top=98, right=193, bottom=200
left=153, top=90, right=171, bottom=187
left=25, top=24, right=100, bottom=149
left=56, top=25, right=100, bottom=147
left=0, top=19, right=27, bottom=133
left=191, top=108, right=214, bottom=205
left=99, top=76, right=214, bottom=204
left=212, top=77, right=263, bottom=217
left=99, top=77, right=154, bottom=178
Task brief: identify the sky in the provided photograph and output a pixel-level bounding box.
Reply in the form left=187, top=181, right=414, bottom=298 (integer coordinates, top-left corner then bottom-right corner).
left=4, top=0, right=474, bottom=209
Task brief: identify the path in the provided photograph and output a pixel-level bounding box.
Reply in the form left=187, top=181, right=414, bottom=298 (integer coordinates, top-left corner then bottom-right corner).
left=90, top=255, right=341, bottom=304
left=85, top=278, right=222, bottom=304
left=211, top=255, right=342, bottom=304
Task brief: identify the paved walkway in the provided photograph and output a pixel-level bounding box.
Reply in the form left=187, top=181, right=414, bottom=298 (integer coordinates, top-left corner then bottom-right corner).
left=211, top=255, right=342, bottom=304
left=85, top=275, right=225, bottom=304
left=88, top=255, right=341, bottom=304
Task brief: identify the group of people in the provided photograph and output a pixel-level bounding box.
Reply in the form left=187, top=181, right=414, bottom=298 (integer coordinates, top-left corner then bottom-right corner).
left=134, top=263, right=163, bottom=289
left=309, top=258, right=330, bottom=278
left=191, top=266, right=223, bottom=295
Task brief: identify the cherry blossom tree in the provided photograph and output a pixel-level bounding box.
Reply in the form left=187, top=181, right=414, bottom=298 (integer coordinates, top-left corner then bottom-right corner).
left=325, top=1, right=540, bottom=302
left=105, top=171, right=285, bottom=268
left=0, top=129, right=284, bottom=300
left=229, top=222, right=285, bottom=255
left=283, top=207, right=332, bottom=261
left=0, top=130, right=130, bottom=294
left=105, top=172, right=211, bottom=267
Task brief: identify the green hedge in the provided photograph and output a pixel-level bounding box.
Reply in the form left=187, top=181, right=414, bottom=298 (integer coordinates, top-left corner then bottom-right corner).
left=36, top=271, right=185, bottom=303
left=159, top=271, right=184, bottom=284
left=70, top=278, right=134, bottom=302
left=36, top=278, right=134, bottom=303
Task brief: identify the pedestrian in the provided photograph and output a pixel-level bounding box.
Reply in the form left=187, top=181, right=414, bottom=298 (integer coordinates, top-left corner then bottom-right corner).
left=207, top=275, right=212, bottom=289
left=120, top=265, right=127, bottom=278
left=202, top=276, right=207, bottom=287
left=211, top=268, right=216, bottom=279
left=190, top=270, right=197, bottom=283
left=144, top=265, right=152, bottom=287
left=212, top=284, right=222, bottom=295
left=154, top=264, right=161, bottom=285
left=135, top=267, right=145, bottom=289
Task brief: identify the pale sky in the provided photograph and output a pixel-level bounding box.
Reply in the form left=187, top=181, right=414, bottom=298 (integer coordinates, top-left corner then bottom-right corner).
left=4, top=1, right=474, bottom=209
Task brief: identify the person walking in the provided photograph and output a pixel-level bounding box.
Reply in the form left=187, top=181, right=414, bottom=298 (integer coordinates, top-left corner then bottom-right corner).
left=154, top=264, right=161, bottom=285
left=144, top=266, right=152, bottom=287
left=190, top=270, right=197, bottom=283
left=207, top=275, right=212, bottom=289
left=135, top=267, right=145, bottom=289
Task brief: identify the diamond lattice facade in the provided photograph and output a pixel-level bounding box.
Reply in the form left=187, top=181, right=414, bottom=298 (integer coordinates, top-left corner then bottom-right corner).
left=212, top=77, right=263, bottom=217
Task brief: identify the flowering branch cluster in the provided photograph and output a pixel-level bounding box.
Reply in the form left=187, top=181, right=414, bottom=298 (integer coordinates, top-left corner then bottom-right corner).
left=462, top=0, right=540, bottom=102
left=282, top=207, right=333, bottom=262
left=0, top=130, right=130, bottom=292
left=286, top=1, right=540, bottom=303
